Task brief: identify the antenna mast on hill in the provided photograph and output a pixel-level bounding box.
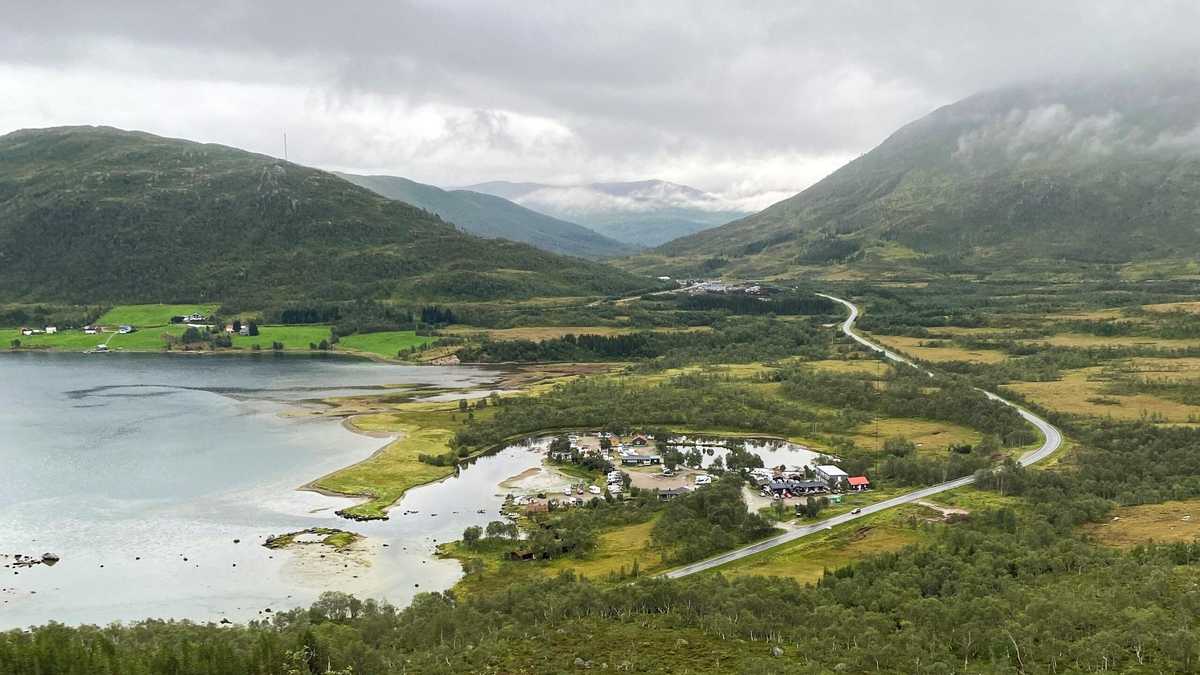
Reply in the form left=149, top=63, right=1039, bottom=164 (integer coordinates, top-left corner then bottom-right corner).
left=283, top=131, right=289, bottom=162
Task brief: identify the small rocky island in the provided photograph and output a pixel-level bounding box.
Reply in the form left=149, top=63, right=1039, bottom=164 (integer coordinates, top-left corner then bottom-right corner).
left=263, top=528, right=362, bottom=552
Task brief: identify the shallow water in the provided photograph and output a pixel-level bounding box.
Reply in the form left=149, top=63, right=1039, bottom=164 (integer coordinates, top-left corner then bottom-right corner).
left=0, top=351, right=517, bottom=628
left=0, top=353, right=826, bottom=629
left=666, top=435, right=823, bottom=469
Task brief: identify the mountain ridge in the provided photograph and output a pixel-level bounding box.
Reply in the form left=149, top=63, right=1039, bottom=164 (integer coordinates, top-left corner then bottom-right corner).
left=464, top=179, right=751, bottom=247
left=336, top=172, right=633, bottom=258
left=0, top=126, right=652, bottom=305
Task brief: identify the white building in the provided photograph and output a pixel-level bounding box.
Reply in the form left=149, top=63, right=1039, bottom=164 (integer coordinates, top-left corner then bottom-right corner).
left=814, top=465, right=849, bottom=487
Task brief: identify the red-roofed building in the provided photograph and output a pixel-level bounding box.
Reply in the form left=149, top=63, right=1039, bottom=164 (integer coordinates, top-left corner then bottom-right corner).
left=847, top=476, right=871, bottom=491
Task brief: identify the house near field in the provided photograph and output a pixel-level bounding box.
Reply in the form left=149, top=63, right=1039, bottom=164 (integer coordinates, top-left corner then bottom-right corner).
left=239, top=325, right=251, bottom=336
left=183, top=313, right=207, bottom=323
left=631, top=435, right=649, bottom=446
left=19, top=327, right=34, bottom=336
left=44, top=326, right=57, bottom=334
left=814, top=464, right=849, bottom=489
left=848, top=476, right=871, bottom=491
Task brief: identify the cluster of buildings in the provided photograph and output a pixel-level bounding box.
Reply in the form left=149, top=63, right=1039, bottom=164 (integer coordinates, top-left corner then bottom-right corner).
left=555, top=432, right=665, bottom=467
left=615, top=435, right=664, bottom=466
left=748, top=464, right=870, bottom=499
left=680, top=280, right=774, bottom=296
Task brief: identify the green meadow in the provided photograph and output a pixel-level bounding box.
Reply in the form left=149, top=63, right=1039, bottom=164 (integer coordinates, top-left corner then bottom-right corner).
left=2, top=327, right=181, bottom=351
left=337, top=330, right=435, bottom=358
left=230, top=325, right=333, bottom=350
left=96, top=304, right=219, bottom=327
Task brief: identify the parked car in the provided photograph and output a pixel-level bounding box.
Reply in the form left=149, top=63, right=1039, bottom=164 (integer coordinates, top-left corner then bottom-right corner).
left=851, top=508, right=862, bottom=514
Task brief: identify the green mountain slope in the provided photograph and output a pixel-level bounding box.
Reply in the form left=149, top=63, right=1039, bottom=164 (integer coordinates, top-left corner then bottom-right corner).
left=0, top=127, right=651, bottom=305
left=336, top=173, right=633, bottom=258
left=650, top=75, right=1200, bottom=278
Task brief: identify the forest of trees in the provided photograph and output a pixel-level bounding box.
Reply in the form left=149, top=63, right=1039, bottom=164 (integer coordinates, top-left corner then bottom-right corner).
left=8, top=510, right=1200, bottom=673
left=651, top=475, right=774, bottom=563
left=456, top=315, right=831, bottom=364
left=449, top=373, right=836, bottom=456
left=779, top=366, right=1039, bottom=447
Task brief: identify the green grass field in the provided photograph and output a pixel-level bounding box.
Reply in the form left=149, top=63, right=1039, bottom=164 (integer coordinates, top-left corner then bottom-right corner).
left=230, top=325, right=333, bottom=350
left=338, top=331, right=435, bottom=358
left=97, top=304, right=219, bottom=327
left=2, top=327, right=181, bottom=351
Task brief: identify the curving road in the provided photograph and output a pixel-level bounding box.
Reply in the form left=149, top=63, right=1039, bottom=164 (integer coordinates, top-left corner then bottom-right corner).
left=662, top=293, right=1062, bottom=579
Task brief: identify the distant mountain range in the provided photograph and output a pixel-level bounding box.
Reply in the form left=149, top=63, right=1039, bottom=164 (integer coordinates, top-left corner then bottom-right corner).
left=649, top=73, right=1200, bottom=280
left=336, top=173, right=633, bottom=258
left=464, top=180, right=751, bottom=247
left=0, top=126, right=651, bottom=305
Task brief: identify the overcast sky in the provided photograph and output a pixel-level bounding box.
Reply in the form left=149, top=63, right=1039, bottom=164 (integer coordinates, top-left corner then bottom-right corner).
left=3, top=1, right=1198, bottom=209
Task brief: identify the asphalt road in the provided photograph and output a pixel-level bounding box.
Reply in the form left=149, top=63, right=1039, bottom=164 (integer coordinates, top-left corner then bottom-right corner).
left=662, top=293, right=1062, bottom=579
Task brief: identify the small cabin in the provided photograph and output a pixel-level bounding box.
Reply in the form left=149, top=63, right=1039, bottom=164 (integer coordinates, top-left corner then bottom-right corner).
left=847, top=476, right=871, bottom=491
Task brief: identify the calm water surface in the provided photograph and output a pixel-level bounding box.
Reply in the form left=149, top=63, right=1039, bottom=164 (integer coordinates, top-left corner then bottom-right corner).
left=0, top=352, right=527, bottom=629
left=0, top=352, right=827, bottom=629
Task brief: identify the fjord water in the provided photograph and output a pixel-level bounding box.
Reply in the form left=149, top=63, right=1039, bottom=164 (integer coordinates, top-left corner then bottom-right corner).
left=0, top=352, right=524, bottom=629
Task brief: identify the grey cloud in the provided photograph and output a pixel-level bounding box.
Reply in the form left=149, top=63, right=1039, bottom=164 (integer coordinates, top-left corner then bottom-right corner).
left=517, top=182, right=750, bottom=219
left=4, top=1, right=1200, bottom=200
left=954, top=100, right=1200, bottom=165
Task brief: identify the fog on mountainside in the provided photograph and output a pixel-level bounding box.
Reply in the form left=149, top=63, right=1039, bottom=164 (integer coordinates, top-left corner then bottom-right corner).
left=650, top=73, right=1200, bottom=279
